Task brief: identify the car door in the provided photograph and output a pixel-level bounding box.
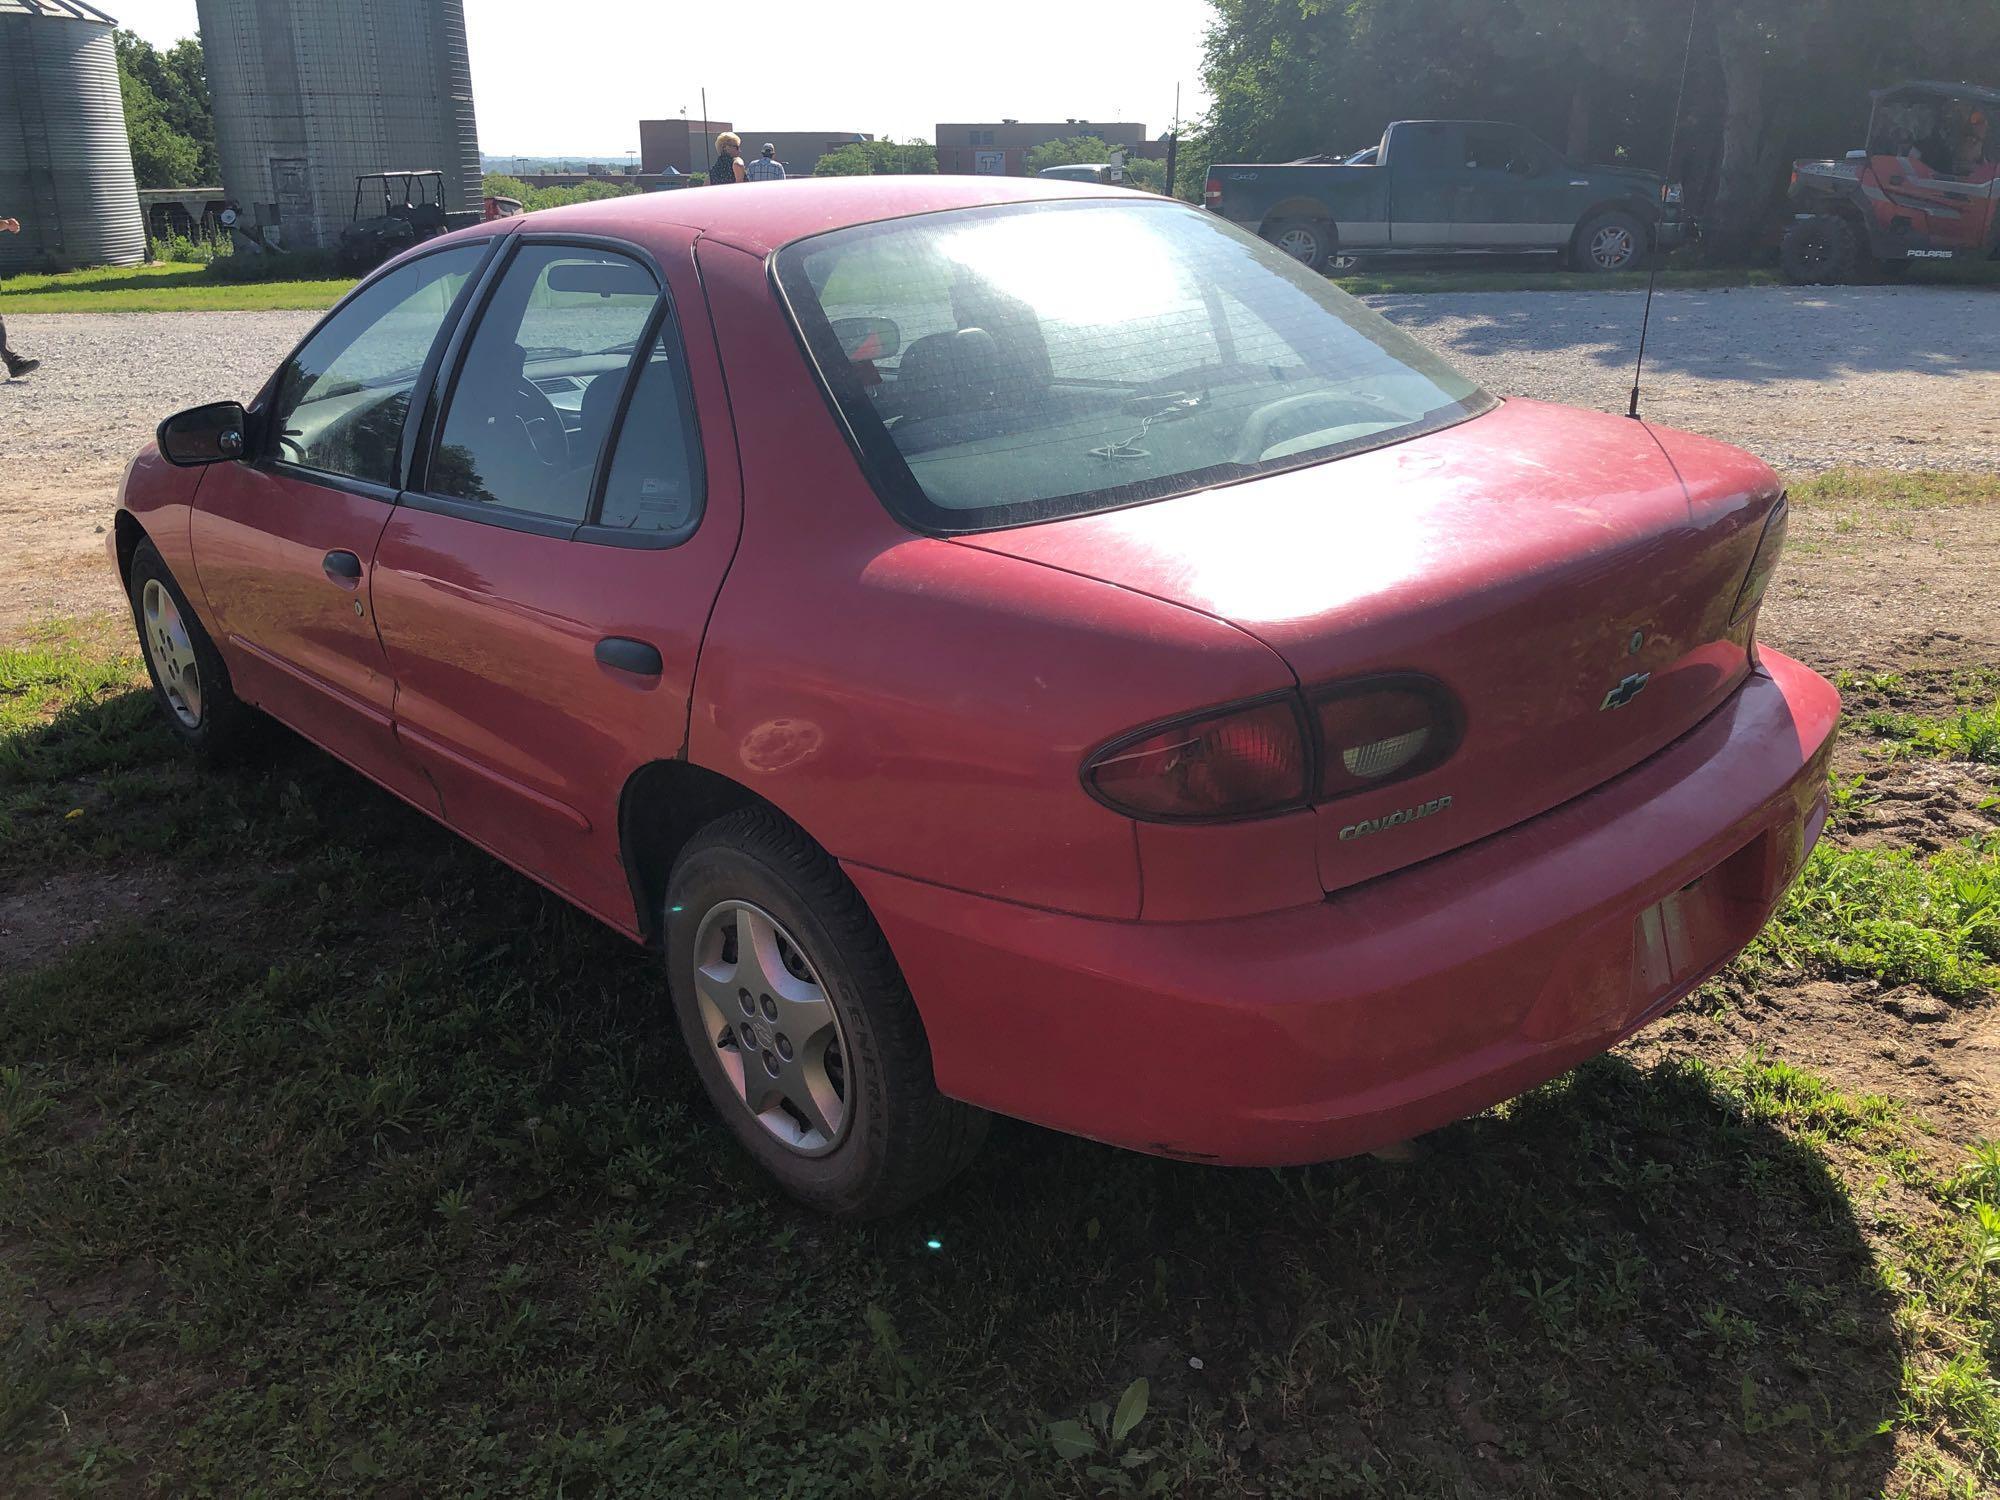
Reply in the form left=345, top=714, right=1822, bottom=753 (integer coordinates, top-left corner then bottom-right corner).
left=1451, top=125, right=1570, bottom=247
left=1384, top=123, right=1460, bottom=247
left=369, top=231, right=743, bottom=931
left=189, top=239, right=493, bottom=813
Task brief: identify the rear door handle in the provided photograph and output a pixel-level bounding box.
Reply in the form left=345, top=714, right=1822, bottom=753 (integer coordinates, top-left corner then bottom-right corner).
left=595, top=636, right=663, bottom=676
left=322, top=549, right=363, bottom=583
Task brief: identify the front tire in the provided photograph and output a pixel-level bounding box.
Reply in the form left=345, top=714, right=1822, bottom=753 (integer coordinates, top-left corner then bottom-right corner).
left=1573, top=209, right=1647, bottom=273
left=1780, top=214, right=1862, bottom=285
left=665, top=807, right=988, bottom=1218
left=127, top=538, right=261, bottom=760
left=1262, top=217, right=1333, bottom=274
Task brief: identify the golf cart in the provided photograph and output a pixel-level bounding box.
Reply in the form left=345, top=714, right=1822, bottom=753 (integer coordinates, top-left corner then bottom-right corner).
left=336, top=170, right=482, bottom=272
left=1782, top=80, right=2000, bottom=283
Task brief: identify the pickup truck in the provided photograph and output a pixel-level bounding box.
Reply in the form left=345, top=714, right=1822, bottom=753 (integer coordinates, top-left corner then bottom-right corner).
left=1204, top=119, right=1688, bottom=273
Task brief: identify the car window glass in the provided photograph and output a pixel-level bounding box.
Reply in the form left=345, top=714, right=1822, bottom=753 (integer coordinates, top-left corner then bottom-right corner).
left=430, top=244, right=660, bottom=522
left=1391, top=124, right=1458, bottom=171
left=783, top=200, right=1490, bottom=532
left=1464, top=129, right=1525, bottom=172
left=596, top=331, right=705, bottom=535
left=267, top=243, right=483, bottom=487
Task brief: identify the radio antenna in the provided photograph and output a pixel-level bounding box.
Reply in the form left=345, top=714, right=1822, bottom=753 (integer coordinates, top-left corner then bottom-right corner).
left=1629, top=0, right=1702, bottom=420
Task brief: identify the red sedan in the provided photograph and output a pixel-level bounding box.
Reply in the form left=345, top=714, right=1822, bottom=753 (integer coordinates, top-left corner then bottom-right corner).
left=114, top=178, right=1836, bottom=1216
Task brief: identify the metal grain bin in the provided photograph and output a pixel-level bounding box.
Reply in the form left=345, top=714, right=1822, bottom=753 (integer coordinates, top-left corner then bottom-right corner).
left=0, top=0, right=148, bottom=272
left=196, top=0, right=482, bottom=251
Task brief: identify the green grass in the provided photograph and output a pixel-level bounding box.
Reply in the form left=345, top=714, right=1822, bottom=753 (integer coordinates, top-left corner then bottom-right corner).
left=2, top=262, right=354, bottom=314
left=1863, top=703, right=2000, bottom=766
left=2, top=630, right=1997, bottom=1494
left=1748, top=837, right=2000, bottom=1001
left=1793, top=470, right=2000, bottom=512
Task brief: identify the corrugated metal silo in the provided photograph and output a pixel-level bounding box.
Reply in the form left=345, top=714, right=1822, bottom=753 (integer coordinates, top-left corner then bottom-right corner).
left=196, top=0, right=482, bottom=252
left=0, top=0, right=148, bottom=272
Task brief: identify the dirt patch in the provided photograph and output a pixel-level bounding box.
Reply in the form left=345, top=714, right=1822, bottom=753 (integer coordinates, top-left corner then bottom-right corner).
left=0, top=864, right=177, bottom=978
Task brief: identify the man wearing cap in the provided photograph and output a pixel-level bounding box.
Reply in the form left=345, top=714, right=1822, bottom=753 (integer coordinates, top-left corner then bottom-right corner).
left=744, top=144, right=787, bottom=182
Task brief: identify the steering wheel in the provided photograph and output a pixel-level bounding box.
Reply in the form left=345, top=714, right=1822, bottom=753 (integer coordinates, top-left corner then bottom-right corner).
left=510, top=378, right=569, bottom=467
left=1231, top=390, right=1382, bottom=465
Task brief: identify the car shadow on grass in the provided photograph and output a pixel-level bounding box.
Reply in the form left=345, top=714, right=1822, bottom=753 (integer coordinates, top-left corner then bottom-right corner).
left=1, top=692, right=1907, bottom=1496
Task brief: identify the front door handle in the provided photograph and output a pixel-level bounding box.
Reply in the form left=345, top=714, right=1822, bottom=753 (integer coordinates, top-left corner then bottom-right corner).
left=595, top=636, right=663, bottom=676
left=323, top=549, right=363, bottom=583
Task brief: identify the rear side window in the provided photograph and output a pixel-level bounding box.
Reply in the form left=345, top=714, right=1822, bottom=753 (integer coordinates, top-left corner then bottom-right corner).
left=1388, top=123, right=1459, bottom=171
left=596, top=332, right=705, bottom=535
left=267, top=243, right=483, bottom=487
left=776, top=199, right=1490, bottom=533
left=429, top=244, right=659, bottom=522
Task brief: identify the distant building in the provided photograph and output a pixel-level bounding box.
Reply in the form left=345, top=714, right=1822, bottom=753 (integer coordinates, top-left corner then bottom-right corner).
left=639, top=120, right=872, bottom=177
left=936, top=120, right=1153, bottom=177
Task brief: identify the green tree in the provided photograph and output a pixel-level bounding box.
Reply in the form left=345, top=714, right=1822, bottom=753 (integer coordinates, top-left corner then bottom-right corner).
left=480, top=173, right=638, bottom=211
left=812, top=140, right=938, bottom=176
left=115, top=31, right=216, bottom=187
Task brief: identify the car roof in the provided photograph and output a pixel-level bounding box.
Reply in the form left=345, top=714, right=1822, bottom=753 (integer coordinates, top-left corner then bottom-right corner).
left=493, top=174, right=1141, bottom=256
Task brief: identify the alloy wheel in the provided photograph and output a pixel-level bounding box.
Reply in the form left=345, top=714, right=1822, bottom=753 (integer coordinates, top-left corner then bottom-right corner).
left=1590, top=225, right=1637, bottom=270
left=1276, top=226, right=1320, bottom=262
left=141, top=578, right=203, bottom=729
left=691, top=901, right=851, bottom=1156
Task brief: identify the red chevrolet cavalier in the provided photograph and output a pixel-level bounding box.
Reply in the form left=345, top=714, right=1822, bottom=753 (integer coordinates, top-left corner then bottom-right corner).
left=114, top=178, right=1836, bottom=1216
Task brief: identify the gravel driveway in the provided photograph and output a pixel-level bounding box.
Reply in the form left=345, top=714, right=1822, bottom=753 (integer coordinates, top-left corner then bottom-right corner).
left=3, top=285, right=1996, bottom=630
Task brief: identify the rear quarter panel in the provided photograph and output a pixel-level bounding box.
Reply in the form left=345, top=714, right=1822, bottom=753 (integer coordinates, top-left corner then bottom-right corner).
left=687, top=237, right=1298, bottom=920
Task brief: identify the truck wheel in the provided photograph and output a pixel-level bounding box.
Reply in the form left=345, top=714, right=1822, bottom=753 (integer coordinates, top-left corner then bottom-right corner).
left=1779, top=215, right=1861, bottom=285
left=1573, top=210, right=1647, bottom=272
left=1262, top=218, right=1333, bottom=274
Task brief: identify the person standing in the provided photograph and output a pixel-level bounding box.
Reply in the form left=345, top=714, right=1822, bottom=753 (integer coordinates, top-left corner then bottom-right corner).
left=744, top=143, right=787, bottom=182
left=708, top=132, right=747, bottom=185
left=0, top=216, right=41, bottom=379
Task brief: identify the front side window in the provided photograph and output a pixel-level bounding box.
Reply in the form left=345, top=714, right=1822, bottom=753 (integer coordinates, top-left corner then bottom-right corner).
left=778, top=200, right=1491, bottom=533
left=429, top=244, right=660, bottom=522
left=267, top=242, right=484, bottom=487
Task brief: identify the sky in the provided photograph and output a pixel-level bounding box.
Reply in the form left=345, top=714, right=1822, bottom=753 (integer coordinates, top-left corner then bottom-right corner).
left=105, top=0, right=1214, bottom=158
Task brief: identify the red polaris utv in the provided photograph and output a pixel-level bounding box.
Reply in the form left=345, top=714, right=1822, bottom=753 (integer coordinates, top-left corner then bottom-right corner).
left=1781, top=80, right=2000, bottom=284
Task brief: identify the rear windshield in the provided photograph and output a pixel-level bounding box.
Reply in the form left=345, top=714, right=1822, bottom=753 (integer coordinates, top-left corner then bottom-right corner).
left=776, top=198, right=1493, bottom=533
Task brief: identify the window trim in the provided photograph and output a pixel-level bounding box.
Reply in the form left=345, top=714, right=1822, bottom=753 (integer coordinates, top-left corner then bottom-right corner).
left=403, top=230, right=708, bottom=550
left=250, top=234, right=505, bottom=504
left=768, top=196, right=1495, bottom=538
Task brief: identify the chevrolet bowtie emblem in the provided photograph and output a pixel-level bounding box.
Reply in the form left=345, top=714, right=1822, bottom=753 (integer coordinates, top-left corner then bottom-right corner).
left=1600, top=672, right=1651, bottom=711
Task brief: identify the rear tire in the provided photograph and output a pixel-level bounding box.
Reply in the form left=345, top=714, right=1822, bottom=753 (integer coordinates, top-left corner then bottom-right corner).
left=664, top=807, right=989, bottom=1218
left=1572, top=209, right=1647, bottom=273
left=1780, top=214, right=1862, bottom=285
left=1262, top=217, right=1333, bottom=274
left=127, top=538, right=262, bottom=761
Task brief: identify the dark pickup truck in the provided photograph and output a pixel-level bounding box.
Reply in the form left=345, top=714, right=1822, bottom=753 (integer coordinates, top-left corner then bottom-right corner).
left=1204, top=119, right=1688, bottom=273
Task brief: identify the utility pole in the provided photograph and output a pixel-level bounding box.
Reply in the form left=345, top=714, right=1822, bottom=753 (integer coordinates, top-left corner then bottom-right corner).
left=1165, top=82, right=1181, bottom=199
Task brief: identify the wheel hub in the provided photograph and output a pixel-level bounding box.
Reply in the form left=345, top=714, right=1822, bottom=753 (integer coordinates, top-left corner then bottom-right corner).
left=141, top=578, right=203, bottom=729
left=1591, top=226, right=1636, bottom=270
left=691, top=901, right=851, bottom=1156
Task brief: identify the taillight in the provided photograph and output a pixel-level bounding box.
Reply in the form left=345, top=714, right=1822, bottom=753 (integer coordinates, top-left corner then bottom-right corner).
left=1313, top=676, right=1460, bottom=799
left=1083, top=675, right=1460, bottom=822
left=1083, top=697, right=1309, bottom=822
left=1730, top=495, right=1789, bottom=626
left=1203, top=173, right=1221, bottom=208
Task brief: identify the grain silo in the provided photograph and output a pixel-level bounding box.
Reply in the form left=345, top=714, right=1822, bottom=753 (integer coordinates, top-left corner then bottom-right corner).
left=0, top=0, right=147, bottom=272
left=195, top=0, right=481, bottom=252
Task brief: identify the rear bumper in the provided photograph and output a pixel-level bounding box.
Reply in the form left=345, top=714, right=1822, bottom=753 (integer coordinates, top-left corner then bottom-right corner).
left=849, top=650, right=1838, bottom=1165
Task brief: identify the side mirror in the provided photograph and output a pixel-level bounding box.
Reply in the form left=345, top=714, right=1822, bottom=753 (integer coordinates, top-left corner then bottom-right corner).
left=157, top=401, right=248, bottom=466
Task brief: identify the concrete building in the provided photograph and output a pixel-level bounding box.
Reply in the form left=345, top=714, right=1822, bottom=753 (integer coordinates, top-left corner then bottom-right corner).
left=638, top=119, right=872, bottom=178
left=195, top=0, right=480, bottom=251
left=935, top=119, right=1153, bottom=177
left=0, top=0, right=146, bottom=272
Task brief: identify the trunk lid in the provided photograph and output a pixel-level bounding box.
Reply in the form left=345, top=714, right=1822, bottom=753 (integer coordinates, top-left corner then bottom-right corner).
left=957, top=399, right=1780, bottom=893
